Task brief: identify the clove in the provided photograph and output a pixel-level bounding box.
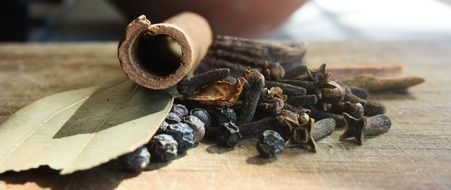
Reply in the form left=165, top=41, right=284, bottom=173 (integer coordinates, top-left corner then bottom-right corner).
left=339, top=113, right=366, bottom=145
left=309, top=107, right=346, bottom=128
left=237, top=69, right=265, bottom=125
left=365, top=114, right=391, bottom=136
left=178, top=68, right=231, bottom=96
left=286, top=95, right=318, bottom=108
left=311, top=118, right=336, bottom=140
left=265, top=81, right=307, bottom=96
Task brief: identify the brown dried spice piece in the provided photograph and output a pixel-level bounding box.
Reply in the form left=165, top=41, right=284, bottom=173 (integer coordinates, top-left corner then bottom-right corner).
left=237, top=69, right=265, bottom=125
left=186, top=78, right=245, bottom=107
left=266, top=87, right=287, bottom=101
left=178, top=68, right=231, bottom=96
left=284, top=113, right=317, bottom=152
left=340, top=113, right=367, bottom=145
left=339, top=75, right=424, bottom=92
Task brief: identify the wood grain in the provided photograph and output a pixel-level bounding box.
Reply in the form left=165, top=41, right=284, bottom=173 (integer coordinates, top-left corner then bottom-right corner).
left=0, top=41, right=450, bottom=190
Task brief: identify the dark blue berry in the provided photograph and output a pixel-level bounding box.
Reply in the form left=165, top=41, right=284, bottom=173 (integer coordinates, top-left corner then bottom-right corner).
left=149, top=134, right=178, bottom=162
left=121, top=146, right=151, bottom=172
left=183, top=115, right=205, bottom=142
left=217, top=122, right=242, bottom=147
left=165, top=112, right=182, bottom=124
left=159, top=121, right=169, bottom=132
left=215, top=107, right=237, bottom=124
left=257, top=130, right=285, bottom=158
left=164, top=123, right=195, bottom=153
left=172, top=104, right=189, bottom=117
left=190, top=108, right=212, bottom=128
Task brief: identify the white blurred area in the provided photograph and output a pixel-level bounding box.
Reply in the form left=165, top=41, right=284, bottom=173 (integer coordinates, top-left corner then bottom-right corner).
left=278, top=0, right=451, bottom=41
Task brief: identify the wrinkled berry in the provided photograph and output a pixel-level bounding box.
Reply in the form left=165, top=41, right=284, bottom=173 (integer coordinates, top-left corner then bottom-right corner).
left=164, top=123, right=195, bottom=153
left=149, top=134, right=178, bottom=162
left=159, top=121, right=169, bottom=132
left=165, top=112, right=182, bottom=124
left=172, top=104, right=189, bottom=117
left=121, top=146, right=151, bottom=172
left=215, top=107, right=237, bottom=124
left=183, top=115, right=206, bottom=142
left=257, top=130, right=285, bottom=158
left=190, top=108, right=212, bottom=128
left=217, top=122, right=242, bottom=147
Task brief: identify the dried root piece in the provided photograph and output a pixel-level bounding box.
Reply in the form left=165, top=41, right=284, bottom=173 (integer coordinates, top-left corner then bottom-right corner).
left=339, top=75, right=425, bottom=92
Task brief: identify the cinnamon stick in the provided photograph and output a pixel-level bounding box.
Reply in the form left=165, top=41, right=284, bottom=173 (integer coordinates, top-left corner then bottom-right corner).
left=118, top=12, right=212, bottom=90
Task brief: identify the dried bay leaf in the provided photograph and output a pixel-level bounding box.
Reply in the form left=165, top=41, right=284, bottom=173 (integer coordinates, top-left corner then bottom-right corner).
left=0, top=78, right=173, bottom=174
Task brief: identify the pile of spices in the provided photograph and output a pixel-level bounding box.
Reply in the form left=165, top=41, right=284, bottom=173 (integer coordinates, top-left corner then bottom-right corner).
left=121, top=35, right=423, bottom=172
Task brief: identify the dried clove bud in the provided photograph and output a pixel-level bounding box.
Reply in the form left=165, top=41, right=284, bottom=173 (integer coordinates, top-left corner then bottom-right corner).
left=197, top=57, right=248, bottom=78
left=320, top=81, right=345, bottom=104
left=329, top=102, right=364, bottom=119
left=284, top=65, right=308, bottom=79
left=286, top=95, right=318, bottom=107
left=256, top=97, right=285, bottom=117
left=340, top=113, right=391, bottom=145
left=311, top=118, right=336, bottom=140
left=345, top=86, right=369, bottom=100
left=239, top=117, right=280, bottom=138
left=339, top=113, right=367, bottom=145
left=283, top=103, right=311, bottom=114
left=309, top=107, right=346, bottom=128
left=178, top=68, right=231, bottom=96
left=364, top=101, right=386, bottom=116
left=365, top=114, right=391, bottom=136
left=238, top=69, right=265, bottom=125
left=280, top=79, right=318, bottom=94
left=265, top=81, right=307, bottom=96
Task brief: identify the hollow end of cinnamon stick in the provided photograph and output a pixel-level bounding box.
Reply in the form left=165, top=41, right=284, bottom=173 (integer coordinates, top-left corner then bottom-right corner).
left=118, top=12, right=212, bottom=90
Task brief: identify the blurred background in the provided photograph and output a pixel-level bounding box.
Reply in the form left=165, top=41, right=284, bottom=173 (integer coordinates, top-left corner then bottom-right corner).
left=1, top=0, right=451, bottom=42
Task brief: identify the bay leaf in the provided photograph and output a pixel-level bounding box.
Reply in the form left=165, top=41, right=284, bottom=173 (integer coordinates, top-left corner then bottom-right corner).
left=0, top=78, right=173, bottom=174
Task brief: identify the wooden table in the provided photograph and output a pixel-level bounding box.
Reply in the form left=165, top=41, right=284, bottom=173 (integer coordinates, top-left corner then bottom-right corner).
left=0, top=42, right=450, bottom=190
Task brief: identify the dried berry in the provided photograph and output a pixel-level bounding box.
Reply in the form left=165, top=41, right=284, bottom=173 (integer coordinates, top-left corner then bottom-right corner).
left=164, top=123, right=195, bottom=153
left=165, top=112, right=182, bottom=124
left=149, top=134, right=178, bottom=162
left=172, top=104, right=189, bottom=117
left=217, top=122, right=242, bottom=147
left=121, top=146, right=151, bottom=172
left=215, top=107, right=237, bottom=124
left=159, top=121, right=169, bottom=132
left=190, top=108, right=212, bottom=128
left=257, top=130, right=285, bottom=158
left=183, top=115, right=206, bottom=142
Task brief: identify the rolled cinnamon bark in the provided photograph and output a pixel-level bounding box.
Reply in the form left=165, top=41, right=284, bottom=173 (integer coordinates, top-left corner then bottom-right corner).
left=118, top=12, right=212, bottom=89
